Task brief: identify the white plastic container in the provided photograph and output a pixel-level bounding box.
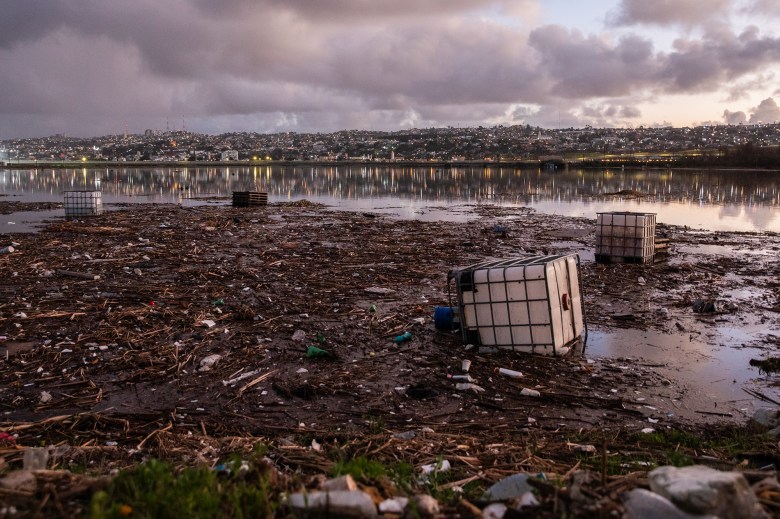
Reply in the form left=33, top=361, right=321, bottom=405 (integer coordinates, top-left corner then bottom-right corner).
left=64, top=191, right=103, bottom=217
left=595, top=212, right=655, bottom=264
left=451, top=254, right=584, bottom=355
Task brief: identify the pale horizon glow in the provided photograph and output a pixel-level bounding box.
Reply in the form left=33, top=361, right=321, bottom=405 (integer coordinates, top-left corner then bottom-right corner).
left=1, top=0, right=780, bottom=138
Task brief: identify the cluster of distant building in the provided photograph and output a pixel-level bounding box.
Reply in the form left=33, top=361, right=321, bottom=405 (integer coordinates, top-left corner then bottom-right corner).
left=2, top=123, right=780, bottom=165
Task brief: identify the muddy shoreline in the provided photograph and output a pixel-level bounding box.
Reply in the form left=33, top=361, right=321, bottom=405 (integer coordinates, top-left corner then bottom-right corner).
left=1, top=200, right=779, bottom=516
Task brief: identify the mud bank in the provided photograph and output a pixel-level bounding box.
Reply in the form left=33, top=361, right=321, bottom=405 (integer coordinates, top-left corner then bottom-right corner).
left=1, top=201, right=779, bottom=516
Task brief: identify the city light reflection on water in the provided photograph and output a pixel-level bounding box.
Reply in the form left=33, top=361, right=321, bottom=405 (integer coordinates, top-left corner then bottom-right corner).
left=1, top=165, right=778, bottom=232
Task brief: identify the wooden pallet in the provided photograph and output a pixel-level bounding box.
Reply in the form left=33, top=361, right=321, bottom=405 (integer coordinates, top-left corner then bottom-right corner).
left=653, top=237, right=670, bottom=263
left=232, top=191, right=268, bottom=207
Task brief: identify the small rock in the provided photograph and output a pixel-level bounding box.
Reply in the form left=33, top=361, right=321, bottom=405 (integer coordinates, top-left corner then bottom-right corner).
left=521, top=388, right=541, bottom=397
left=292, top=329, right=306, bottom=341
left=483, top=473, right=534, bottom=501
left=752, top=408, right=780, bottom=428
left=649, top=465, right=768, bottom=518
left=39, top=391, right=52, bottom=404
left=623, top=488, right=715, bottom=519
left=407, top=494, right=439, bottom=518
left=321, top=474, right=358, bottom=492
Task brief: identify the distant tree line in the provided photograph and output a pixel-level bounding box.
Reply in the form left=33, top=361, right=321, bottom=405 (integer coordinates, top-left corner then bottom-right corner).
left=677, top=143, right=780, bottom=169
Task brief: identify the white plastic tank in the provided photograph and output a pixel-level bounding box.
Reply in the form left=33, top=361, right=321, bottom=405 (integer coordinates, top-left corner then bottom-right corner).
left=452, top=254, right=584, bottom=355
left=64, top=190, right=103, bottom=217
left=595, top=212, right=656, bottom=263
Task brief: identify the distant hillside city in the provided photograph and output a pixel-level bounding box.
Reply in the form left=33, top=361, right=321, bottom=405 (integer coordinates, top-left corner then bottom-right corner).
left=3, top=123, right=780, bottom=167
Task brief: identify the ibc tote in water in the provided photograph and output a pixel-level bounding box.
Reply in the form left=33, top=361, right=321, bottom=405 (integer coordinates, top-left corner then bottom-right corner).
left=449, top=254, right=585, bottom=356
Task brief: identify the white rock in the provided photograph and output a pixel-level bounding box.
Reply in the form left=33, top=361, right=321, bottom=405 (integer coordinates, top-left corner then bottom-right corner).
left=39, top=391, right=52, bottom=404
left=292, top=329, right=306, bottom=341
left=409, top=494, right=439, bottom=517
left=288, top=490, right=377, bottom=518
left=649, top=465, right=768, bottom=519
left=379, top=497, right=408, bottom=514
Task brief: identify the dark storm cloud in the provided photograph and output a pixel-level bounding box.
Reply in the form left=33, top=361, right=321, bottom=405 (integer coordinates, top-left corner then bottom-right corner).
left=723, top=109, right=747, bottom=124
left=659, top=26, right=780, bottom=92
left=608, top=0, right=733, bottom=26
left=1, top=0, right=780, bottom=137
left=528, top=26, right=656, bottom=98
left=749, top=97, right=780, bottom=123
left=744, top=0, right=780, bottom=17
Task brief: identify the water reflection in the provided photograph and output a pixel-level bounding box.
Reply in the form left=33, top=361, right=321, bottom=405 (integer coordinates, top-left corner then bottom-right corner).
left=1, top=166, right=778, bottom=231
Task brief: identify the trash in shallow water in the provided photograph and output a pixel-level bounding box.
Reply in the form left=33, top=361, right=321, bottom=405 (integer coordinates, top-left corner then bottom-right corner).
left=692, top=299, right=717, bottom=313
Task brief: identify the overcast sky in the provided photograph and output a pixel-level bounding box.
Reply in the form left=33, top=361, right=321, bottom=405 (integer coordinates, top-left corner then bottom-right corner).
left=2, top=0, right=780, bottom=138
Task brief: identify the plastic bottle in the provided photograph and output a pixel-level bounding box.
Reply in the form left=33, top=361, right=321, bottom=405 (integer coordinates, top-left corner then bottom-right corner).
left=393, top=331, right=412, bottom=343
left=498, top=368, right=523, bottom=379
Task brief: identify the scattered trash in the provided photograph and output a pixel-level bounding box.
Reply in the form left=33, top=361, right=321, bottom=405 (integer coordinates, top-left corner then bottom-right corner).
left=520, top=388, right=541, bottom=397
left=461, top=359, right=471, bottom=372
left=288, top=490, right=377, bottom=518
left=23, top=447, right=49, bottom=470
left=39, top=391, right=52, bottom=404
left=199, top=354, right=222, bottom=371
left=296, top=368, right=308, bottom=374
left=433, top=306, right=459, bottom=331
left=638, top=276, right=646, bottom=286
left=306, top=346, right=332, bottom=358
left=393, top=430, right=416, bottom=440
left=201, top=319, right=216, bottom=328
left=571, top=443, right=597, bottom=454
left=365, top=286, right=395, bottom=295
left=292, top=329, right=306, bottom=341
left=692, top=299, right=717, bottom=313
left=420, top=459, right=451, bottom=475
left=455, top=383, right=485, bottom=393
left=0, top=246, right=14, bottom=254
left=393, top=331, right=413, bottom=343
left=498, top=367, right=523, bottom=378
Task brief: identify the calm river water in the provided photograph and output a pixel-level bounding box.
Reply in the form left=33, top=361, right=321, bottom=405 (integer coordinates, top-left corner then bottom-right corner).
left=1, top=165, right=779, bottom=233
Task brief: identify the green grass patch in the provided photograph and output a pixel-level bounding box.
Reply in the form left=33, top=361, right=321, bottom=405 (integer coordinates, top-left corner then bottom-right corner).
left=88, top=459, right=275, bottom=519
